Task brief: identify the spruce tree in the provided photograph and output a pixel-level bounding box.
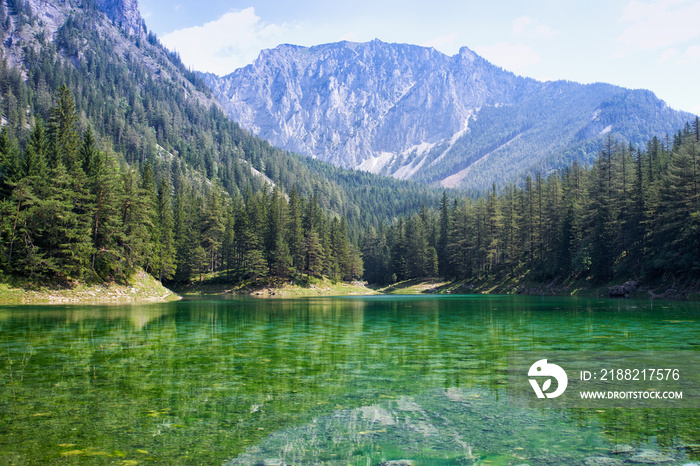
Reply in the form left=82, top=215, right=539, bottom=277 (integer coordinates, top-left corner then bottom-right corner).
left=47, top=84, right=81, bottom=172
left=437, top=191, right=450, bottom=276
left=24, top=118, right=48, bottom=178
left=155, top=178, right=176, bottom=281
left=86, top=143, right=123, bottom=279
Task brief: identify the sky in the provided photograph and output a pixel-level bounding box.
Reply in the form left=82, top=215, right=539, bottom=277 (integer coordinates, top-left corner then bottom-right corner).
left=139, top=0, right=700, bottom=115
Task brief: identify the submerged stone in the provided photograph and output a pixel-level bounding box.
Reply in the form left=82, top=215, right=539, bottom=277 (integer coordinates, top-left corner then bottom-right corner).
left=610, top=444, right=635, bottom=454
left=627, top=450, right=676, bottom=463
left=583, top=456, right=624, bottom=465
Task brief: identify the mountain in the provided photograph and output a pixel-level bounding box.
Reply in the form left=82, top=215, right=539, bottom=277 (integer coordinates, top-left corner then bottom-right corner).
left=0, top=1, right=440, bottom=233
left=203, top=40, right=693, bottom=191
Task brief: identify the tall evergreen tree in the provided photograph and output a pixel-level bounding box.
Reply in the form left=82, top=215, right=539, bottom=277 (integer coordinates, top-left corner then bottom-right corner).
left=155, top=178, right=176, bottom=281
left=24, top=118, right=48, bottom=178
left=437, top=191, right=450, bottom=276
left=47, top=84, right=81, bottom=172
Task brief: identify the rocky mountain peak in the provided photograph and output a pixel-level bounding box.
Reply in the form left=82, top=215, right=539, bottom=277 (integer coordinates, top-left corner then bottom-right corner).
left=457, top=46, right=477, bottom=62
left=203, top=40, right=692, bottom=190
left=95, top=0, right=143, bottom=36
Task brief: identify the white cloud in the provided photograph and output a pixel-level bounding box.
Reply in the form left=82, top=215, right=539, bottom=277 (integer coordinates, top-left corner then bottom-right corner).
left=678, top=45, right=700, bottom=64
left=657, top=45, right=700, bottom=64
left=534, top=25, right=557, bottom=39
left=421, top=33, right=458, bottom=52
left=160, top=7, right=288, bottom=75
left=512, top=16, right=533, bottom=36
left=659, top=48, right=679, bottom=63
left=617, top=0, right=700, bottom=51
left=474, top=42, right=540, bottom=72
left=512, top=15, right=558, bottom=39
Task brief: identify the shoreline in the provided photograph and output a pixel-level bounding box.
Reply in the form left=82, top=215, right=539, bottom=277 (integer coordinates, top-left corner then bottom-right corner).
left=0, top=272, right=180, bottom=305
left=2, top=273, right=697, bottom=305
left=173, top=277, right=378, bottom=298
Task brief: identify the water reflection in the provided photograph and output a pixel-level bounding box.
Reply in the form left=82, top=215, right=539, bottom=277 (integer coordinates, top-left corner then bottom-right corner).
left=0, top=304, right=170, bottom=329
left=0, top=295, right=698, bottom=464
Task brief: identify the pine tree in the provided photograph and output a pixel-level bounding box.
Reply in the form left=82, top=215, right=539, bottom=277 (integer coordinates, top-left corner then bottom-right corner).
left=655, top=141, right=700, bottom=273
left=119, top=167, right=154, bottom=276
left=32, top=162, right=92, bottom=279
left=559, top=161, right=588, bottom=274
left=389, top=219, right=408, bottom=280
left=3, top=177, right=37, bottom=269
left=201, top=183, right=226, bottom=273
left=437, top=191, right=450, bottom=276
left=173, top=186, right=194, bottom=282
left=405, top=214, right=427, bottom=278
left=265, top=187, right=292, bottom=278
left=329, top=216, right=351, bottom=280
left=303, top=229, right=325, bottom=278
left=0, top=129, right=22, bottom=199
left=80, top=126, right=98, bottom=176
left=221, top=206, right=236, bottom=277
left=448, top=199, right=473, bottom=278
left=47, top=84, right=81, bottom=172
left=286, top=186, right=304, bottom=274
left=588, top=137, right=618, bottom=281
left=540, top=174, right=562, bottom=277
left=155, top=178, right=176, bottom=281
left=520, top=175, right=536, bottom=267
left=499, top=184, right=520, bottom=273
left=24, top=118, right=48, bottom=178
left=484, top=183, right=501, bottom=273
left=362, top=226, right=389, bottom=284
left=86, top=145, right=123, bottom=279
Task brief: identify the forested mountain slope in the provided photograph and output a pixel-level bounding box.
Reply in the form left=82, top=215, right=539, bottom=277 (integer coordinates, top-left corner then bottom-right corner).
left=0, top=0, right=442, bottom=227
left=204, top=40, right=694, bottom=192
left=361, top=125, right=700, bottom=290
left=0, top=0, right=439, bottom=284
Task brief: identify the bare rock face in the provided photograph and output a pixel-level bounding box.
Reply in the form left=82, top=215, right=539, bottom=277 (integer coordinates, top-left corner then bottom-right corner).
left=95, top=0, right=143, bottom=36
left=7, top=0, right=213, bottom=109
left=204, top=40, right=524, bottom=171
left=204, top=40, right=692, bottom=190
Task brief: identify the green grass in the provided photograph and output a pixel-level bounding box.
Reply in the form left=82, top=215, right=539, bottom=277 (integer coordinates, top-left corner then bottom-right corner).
left=374, top=278, right=450, bottom=295
left=173, top=272, right=376, bottom=298
left=0, top=271, right=179, bottom=304
left=430, top=272, right=700, bottom=300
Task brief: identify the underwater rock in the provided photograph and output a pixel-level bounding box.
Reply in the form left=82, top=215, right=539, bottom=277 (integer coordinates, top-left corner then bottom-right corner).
left=583, top=456, right=623, bottom=466
left=254, top=460, right=290, bottom=466
left=626, top=449, right=676, bottom=463
left=610, top=444, right=635, bottom=454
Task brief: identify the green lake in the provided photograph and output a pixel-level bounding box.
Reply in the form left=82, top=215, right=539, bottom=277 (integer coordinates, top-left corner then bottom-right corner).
left=1, top=295, right=699, bottom=465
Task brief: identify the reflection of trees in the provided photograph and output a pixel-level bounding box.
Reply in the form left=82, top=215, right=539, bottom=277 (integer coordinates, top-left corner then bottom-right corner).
left=0, top=304, right=170, bottom=329
left=0, top=296, right=698, bottom=463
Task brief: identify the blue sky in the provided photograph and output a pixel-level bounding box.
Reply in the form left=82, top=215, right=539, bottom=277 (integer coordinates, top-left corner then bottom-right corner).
left=139, top=0, right=700, bottom=115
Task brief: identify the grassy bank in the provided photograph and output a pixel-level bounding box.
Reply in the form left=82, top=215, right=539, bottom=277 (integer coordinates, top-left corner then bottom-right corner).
left=173, top=273, right=376, bottom=298
left=5, top=269, right=694, bottom=304
left=388, top=273, right=700, bottom=300
left=0, top=271, right=179, bottom=304
left=375, top=278, right=451, bottom=294
left=172, top=270, right=699, bottom=301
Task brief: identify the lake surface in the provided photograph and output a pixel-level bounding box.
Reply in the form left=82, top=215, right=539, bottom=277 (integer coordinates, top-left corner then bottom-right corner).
left=1, top=295, right=699, bottom=465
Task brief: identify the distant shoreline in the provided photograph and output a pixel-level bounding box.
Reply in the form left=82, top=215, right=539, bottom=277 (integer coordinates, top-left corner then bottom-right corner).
left=2, top=274, right=696, bottom=305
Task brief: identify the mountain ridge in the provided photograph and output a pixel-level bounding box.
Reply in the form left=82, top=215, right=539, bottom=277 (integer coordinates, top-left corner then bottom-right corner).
left=0, top=1, right=442, bottom=235
left=203, top=39, right=693, bottom=191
